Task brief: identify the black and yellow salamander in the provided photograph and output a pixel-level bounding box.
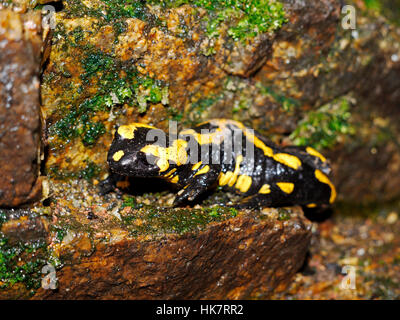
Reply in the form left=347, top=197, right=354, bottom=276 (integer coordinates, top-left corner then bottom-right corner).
left=104, top=119, right=336, bottom=208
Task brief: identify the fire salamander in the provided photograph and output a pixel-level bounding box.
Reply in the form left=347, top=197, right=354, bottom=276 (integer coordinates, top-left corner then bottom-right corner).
left=105, top=119, right=336, bottom=208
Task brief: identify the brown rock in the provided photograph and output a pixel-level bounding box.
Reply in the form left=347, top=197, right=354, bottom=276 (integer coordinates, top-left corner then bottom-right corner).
left=0, top=9, right=42, bottom=207
left=32, top=206, right=311, bottom=299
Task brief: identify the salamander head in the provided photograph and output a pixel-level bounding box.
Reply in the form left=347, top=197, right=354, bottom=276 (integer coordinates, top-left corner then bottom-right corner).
left=107, top=123, right=164, bottom=177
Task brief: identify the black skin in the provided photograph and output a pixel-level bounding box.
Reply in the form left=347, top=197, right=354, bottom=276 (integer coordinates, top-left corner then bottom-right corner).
left=102, top=119, right=336, bottom=209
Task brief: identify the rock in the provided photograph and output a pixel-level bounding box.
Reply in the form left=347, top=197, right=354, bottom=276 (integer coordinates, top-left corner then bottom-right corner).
left=27, top=214, right=312, bottom=299
left=0, top=180, right=311, bottom=299
left=36, top=208, right=311, bottom=299
left=0, top=9, right=42, bottom=207
left=38, top=0, right=400, bottom=204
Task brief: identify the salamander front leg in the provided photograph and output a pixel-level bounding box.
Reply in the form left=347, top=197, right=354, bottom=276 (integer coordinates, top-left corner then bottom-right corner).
left=98, top=173, right=127, bottom=195
left=173, top=165, right=220, bottom=206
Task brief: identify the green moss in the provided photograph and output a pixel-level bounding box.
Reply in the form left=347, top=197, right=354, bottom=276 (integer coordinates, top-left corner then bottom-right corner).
left=364, top=0, right=382, bottom=10
left=150, top=0, right=287, bottom=41
left=51, top=226, right=68, bottom=243
left=0, top=236, right=48, bottom=292
left=48, top=46, right=168, bottom=145
left=167, top=106, right=184, bottom=121
left=362, top=0, right=400, bottom=26
left=257, top=84, right=300, bottom=113
left=120, top=205, right=239, bottom=236
left=64, top=0, right=158, bottom=22
left=277, top=208, right=291, bottom=221
left=49, top=160, right=102, bottom=182
left=290, top=98, right=355, bottom=150
left=121, top=196, right=143, bottom=209
left=187, top=92, right=224, bottom=124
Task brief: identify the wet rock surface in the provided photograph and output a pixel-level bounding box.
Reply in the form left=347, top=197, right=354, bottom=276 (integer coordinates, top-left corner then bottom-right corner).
left=1, top=181, right=311, bottom=299
left=0, top=9, right=42, bottom=207
left=35, top=208, right=311, bottom=299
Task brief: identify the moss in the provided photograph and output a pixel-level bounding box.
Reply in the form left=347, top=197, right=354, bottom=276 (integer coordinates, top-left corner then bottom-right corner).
left=362, top=0, right=400, bottom=26
left=48, top=45, right=168, bottom=145
left=186, top=92, right=224, bottom=124
left=167, top=106, right=184, bottom=122
left=120, top=205, right=239, bottom=236
left=50, top=226, right=68, bottom=243
left=277, top=208, right=291, bottom=221
left=257, top=84, right=300, bottom=113
left=0, top=235, right=48, bottom=292
left=49, top=160, right=102, bottom=182
left=364, top=0, right=382, bottom=10
left=64, top=0, right=159, bottom=23
left=290, top=98, right=355, bottom=150
left=121, top=196, right=143, bottom=209
left=150, top=0, right=287, bottom=41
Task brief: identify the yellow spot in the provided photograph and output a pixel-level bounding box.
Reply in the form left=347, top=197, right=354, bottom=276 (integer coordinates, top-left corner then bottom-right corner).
left=306, top=147, right=327, bottom=162
left=112, top=150, right=124, bottom=162
left=117, top=123, right=155, bottom=140
left=259, top=184, right=271, bottom=194
left=273, top=153, right=302, bottom=170
left=170, top=175, right=179, bottom=184
left=228, top=155, right=243, bottom=187
left=157, top=158, right=169, bottom=172
left=192, top=161, right=202, bottom=171
left=219, top=171, right=233, bottom=186
left=194, top=165, right=210, bottom=176
left=250, top=134, right=274, bottom=157
left=171, top=139, right=189, bottom=165
left=140, top=139, right=188, bottom=172
left=277, top=182, right=295, bottom=194
left=314, top=170, right=337, bottom=203
left=180, top=128, right=224, bottom=145
left=188, top=119, right=275, bottom=157
left=307, top=203, right=317, bottom=208
left=164, top=168, right=177, bottom=178
left=224, top=120, right=274, bottom=157
left=235, top=175, right=252, bottom=193
left=195, top=120, right=211, bottom=127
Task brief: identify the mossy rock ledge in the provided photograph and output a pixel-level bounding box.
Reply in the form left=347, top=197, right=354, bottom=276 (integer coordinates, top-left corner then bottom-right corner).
left=0, top=197, right=311, bottom=299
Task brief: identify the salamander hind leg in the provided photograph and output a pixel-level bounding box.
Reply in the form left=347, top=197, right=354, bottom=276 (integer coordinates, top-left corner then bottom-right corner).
left=230, top=183, right=303, bottom=209
left=229, top=194, right=271, bottom=209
